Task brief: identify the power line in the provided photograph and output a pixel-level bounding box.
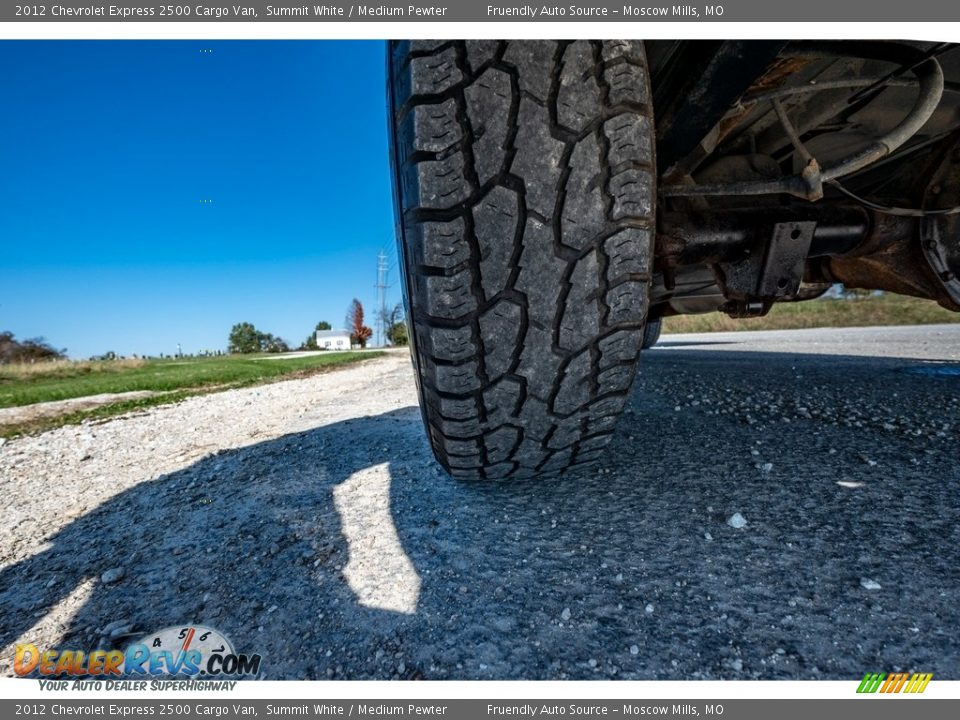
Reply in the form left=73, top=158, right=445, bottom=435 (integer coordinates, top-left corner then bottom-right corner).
left=374, top=248, right=390, bottom=347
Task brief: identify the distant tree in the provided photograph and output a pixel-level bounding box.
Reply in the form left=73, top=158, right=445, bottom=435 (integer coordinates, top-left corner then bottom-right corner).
left=299, top=320, right=334, bottom=350
left=0, top=331, right=66, bottom=364
left=387, top=320, right=408, bottom=347
left=346, top=299, right=373, bottom=349
left=383, top=303, right=408, bottom=347
left=843, top=286, right=873, bottom=299
left=228, top=322, right=262, bottom=354
left=260, top=333, right=290, bottom=353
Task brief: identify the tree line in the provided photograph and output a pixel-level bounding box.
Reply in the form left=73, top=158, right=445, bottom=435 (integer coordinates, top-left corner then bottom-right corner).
left=0, top=331, right=66, bottom=364
left=227, top=298, right=408, bottom=355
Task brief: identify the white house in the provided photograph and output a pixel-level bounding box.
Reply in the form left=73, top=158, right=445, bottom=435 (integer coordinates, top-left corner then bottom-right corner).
left=316, top=329, right=351, bottom=350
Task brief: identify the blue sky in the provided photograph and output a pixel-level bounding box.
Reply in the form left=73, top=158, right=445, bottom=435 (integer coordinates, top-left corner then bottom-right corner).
left=0, top=40, right=398, bottom=358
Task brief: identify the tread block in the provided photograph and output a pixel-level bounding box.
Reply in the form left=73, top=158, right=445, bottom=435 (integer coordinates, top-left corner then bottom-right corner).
left=601, top=41, right=646, bottom=63
left=511, top=97, right=564, bottom=218
left=437, top=436, right=481, bottom=457
left=482, top=376, right=522, bottom=425
left=404, top=152, right=471, bottom=210
left=574, top=453, right=604, bottom=466
left=588, top=416, right=618, bottom=434
left=516, top=218, right=567, bottom=327
left=484, top=461, right=517, bottom=479
left=517, top=395, right=555, bottom=441
left=609, top=167, right=653, bottom=220
left=598, top=330, right=642, bottom=369
left=450, top=468, right=481, bottom=479
left=466, top=40, right=500, bottom=71
left=589, top=395, right=627, bottom=421
left=447, top=453, right=482, bottom=469
left=432, top=414, right=482, bottom=438
left=409, top=40, right=448, bottom=52
left=465, top=68, right=512, bottom=185
left=517, top=325, right=562, bottom=395
left=484, top=426, right=520, bottom=463
left=480, top=300, right=522, bottom=381
left=547, top=417, right=586, bottom=450
left=604, top=62, right=650, bottom=107
left=587, top=415, right=617, bottom=435
left=539, top=448, right=573, bottom=474
left=578, top=435, right=613, bottom=454
left=502, top=41, right=557, bottom=103
left=604, top=114, right=654, bottom=167
left=416, top=270, right=476, bottom=319
left=606, top=280, right=648, bottom=326
left=473, top=185, right=519, bottom=299
left=558, top=41, right=602, bottom=134
left=423, top=323, right=475, bottom=362
left=597, top=364, right=635, bottom=394
left=430, top=394, right=480, bottom=421
left=404, top=98, right=461, bottom=155
left=409, top=47, right=463, bottom=95
left=423, top=359, right=482, bottom=394
left=559, top=251, right=600, bottom=350
left=561, top=135, right=606, bottom=250
left=554, top=349, right=592, bottom=415
left=408, top=216, right=469, bottom=270
left=604, top=227, right=651, bottom=280
left=513, top=436, right=548, bottom=470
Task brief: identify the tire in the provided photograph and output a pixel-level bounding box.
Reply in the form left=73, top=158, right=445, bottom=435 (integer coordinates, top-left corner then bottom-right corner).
left=641, top=317, right=662, bottom=349
left=389, top=40, right=656, bottom=479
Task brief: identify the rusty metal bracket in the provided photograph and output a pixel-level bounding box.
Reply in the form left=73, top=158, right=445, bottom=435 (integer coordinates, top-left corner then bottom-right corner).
left=717, top=220, right=817, bottom=317
left=758, top=221, right=817, bottom=297
left=921, top=142, right=960, bottom=305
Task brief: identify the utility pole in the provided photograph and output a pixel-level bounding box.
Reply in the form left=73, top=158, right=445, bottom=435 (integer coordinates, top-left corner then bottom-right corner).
left=375, top=249, right=389, bottom=347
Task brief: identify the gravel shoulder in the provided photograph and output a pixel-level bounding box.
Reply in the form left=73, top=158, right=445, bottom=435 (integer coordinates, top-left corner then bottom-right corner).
left=0, top=391, right=163, bottom=427
left=1, top=327, right=957, bottom=680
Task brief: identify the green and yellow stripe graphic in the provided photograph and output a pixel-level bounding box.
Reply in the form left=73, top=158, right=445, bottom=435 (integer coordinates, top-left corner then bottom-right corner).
left=857, top=672, right=932, bottom=694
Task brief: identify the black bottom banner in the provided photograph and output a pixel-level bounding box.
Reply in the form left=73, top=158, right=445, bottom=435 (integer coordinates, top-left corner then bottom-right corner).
left=3, top=699, right=958, bottom=720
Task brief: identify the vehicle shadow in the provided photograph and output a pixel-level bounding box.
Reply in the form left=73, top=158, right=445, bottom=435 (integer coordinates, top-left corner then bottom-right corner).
left=1, top=348, right=958, bottom=680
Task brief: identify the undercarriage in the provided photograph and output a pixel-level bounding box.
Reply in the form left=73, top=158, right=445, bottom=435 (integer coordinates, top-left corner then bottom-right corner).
left=647, top=40, right=960, bottom=321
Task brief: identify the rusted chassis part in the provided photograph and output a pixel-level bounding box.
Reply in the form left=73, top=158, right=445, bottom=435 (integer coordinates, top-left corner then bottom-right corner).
left=657, top=206, right=960, bottom=316
left=922, top=136, right=960, bottom=306
left=646, top=40, right=960, bottom=317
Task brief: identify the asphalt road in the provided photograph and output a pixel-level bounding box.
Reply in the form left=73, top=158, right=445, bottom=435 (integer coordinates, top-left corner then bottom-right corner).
left=1, top=325, right=958, bottom=680
left=657, top=323, right=960, bottom=360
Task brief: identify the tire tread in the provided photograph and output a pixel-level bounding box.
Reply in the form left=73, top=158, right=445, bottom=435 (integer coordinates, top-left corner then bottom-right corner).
left=391, top=40, right=655, bottom=479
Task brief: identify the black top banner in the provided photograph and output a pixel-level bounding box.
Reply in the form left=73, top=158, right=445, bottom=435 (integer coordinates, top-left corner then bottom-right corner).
left=3, top=1, right=960, bottom=22
left=2, top=700, right=960, bottom=720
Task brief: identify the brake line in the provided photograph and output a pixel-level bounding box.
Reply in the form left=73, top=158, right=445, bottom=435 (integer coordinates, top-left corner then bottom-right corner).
left=825, top=179, right=960, bottom=217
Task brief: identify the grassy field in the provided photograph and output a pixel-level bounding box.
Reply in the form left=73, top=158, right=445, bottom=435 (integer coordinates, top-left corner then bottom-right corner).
left=0, top=351, right=383, bottom=437
left=663, top=294, right=960, bottom=334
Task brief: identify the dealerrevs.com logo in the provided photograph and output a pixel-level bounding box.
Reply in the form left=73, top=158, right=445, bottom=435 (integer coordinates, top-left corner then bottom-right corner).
left=14, top=625, right=261, bottom=678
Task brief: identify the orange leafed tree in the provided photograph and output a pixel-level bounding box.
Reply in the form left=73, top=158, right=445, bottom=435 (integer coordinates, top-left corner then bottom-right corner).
left=347, top=298, right=373, bottom=348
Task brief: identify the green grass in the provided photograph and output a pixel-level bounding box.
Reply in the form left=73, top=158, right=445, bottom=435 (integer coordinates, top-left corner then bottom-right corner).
left=0, top=351, right=383, bottom=438
left=0, top=351, right=381, bottom=408
left=663, top=294, right=960, bottom=334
